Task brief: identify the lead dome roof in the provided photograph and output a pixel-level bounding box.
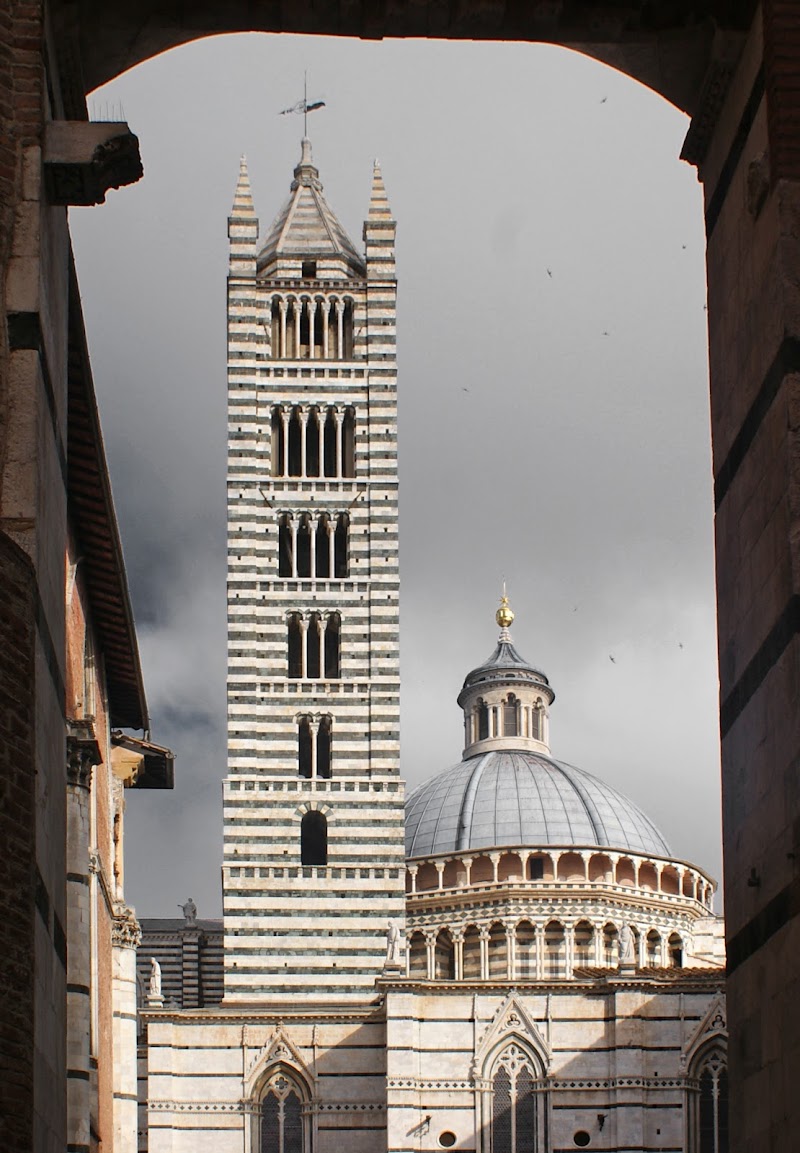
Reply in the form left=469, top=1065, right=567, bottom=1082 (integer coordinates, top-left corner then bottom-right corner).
left=405, top=750, right=672, bottom=860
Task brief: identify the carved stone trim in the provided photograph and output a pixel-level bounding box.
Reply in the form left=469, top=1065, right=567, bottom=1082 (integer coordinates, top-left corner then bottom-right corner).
left=66, top=720, right=102, bottom=788
left=112, top=904, right=141, bottom=949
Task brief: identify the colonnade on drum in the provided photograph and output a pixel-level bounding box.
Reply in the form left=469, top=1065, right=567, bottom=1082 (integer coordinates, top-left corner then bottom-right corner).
left=406, top=918, right=686, bottom=981
left=406, top=848, right=715, bottom=909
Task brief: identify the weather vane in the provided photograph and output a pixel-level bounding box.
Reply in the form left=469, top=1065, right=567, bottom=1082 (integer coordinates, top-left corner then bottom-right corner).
left=279, top=72, right=326, bottom=135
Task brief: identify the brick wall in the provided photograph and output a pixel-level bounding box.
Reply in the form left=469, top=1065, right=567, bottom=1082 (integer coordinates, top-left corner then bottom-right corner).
left=0, top=533, right=37, bottom=1153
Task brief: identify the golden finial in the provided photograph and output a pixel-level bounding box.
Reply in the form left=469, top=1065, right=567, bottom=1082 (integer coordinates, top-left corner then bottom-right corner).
left=496, top=582, right=514, bottom=631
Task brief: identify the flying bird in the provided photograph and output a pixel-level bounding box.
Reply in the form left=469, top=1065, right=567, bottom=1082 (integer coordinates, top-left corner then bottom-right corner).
left=546, top=268, right=553, bottom=278
left=609, top=655, right=616, bottom=663
left=600, top=96, right=608, bottom=104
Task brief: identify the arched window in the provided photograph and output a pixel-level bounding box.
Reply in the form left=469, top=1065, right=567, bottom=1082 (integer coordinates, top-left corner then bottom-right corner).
left=478, top=700, right=489, bottom=740
left=434, top=929, right=455, bottom=980
left=531, top=702, right=542, bottom=741
left=574, top=921, right=594, bottom=967
left=408, top=931, right=427, bottom=978
left=602, top=923, right=618, bottom=966
left=503, top=694, right=517, bottom=736
left=544, top=921, right=565, bottom=978
left=324, top=613, right=340, bottom=680
left=515, top=921, right=536, bottom=979
left=315, top=514, right=330, bottom=578
left=690, top=1046, right=728, bottom=1153
left=462, top=925, right=482, bottom=979
left=287, top=406, right=302, bottom=476
left=491, top=1044, right=541, bottom=1153
left=488, top=922, right=508, bottom=979
left=306, top=613, right=321, bottom=679
left=296, top=514, right=312, bottom=577
left=306, top=407, right=320, bottom=477
left=270, top=299, right=282, bottom=359
left=300, top=811, right=327, bottom=866
left=342, top=299, right=354, bottom=358
left=297, top=716, right=312, bottom=778
left=668, top=932, right=684, bottom=968
left=342, top=407, right=356, bottom=477
left=334, top=513, right=348, bottom=578
left=323, top=407, right=337, bottom=477
left=278, top=514, right=292, bottom=577
left=317, top=716, right=332, bottom=779
left=257, top=1069, right=307, bottom=1153
left=287, top=614, right=302, bottom=679
left=271, top=406, right=285, bottom=476
left=647, top=929, right=661, bottom=967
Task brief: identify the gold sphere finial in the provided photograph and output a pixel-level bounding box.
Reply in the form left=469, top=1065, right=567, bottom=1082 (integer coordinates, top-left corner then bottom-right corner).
left=496, top=582, right=514, bottom=630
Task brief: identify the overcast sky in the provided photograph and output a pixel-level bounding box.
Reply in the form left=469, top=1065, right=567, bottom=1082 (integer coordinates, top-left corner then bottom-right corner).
left=70, top=33, right=720, bottom=920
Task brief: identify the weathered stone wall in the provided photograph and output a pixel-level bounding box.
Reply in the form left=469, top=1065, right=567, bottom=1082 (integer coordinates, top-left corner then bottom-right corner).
left=699, top=5, right=800, bottom=1148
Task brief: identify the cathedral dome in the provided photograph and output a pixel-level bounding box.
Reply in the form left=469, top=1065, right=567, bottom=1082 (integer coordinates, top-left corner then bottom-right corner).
left=406, top=593, right=671, bottom=862
left=405, top=749, right=672, bottom=859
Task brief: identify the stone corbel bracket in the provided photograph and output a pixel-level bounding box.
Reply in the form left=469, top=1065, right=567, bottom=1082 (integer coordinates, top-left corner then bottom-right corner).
left=44, top=121, right=143, bottom=205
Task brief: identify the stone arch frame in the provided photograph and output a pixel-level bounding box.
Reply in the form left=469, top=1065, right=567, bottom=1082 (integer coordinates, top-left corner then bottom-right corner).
left=244, top=1029, right=316, bottom=1153
left=473, top=996, right=551, bottom=1153
left=680, top=993, right=727, bottom=1153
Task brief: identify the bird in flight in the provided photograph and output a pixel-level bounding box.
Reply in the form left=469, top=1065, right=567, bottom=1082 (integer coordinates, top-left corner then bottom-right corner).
left=600, top=96, right=608, bottom=104
left=546, top=268, right=553, bottom=278
left=609, top=655, right=616, bottom=664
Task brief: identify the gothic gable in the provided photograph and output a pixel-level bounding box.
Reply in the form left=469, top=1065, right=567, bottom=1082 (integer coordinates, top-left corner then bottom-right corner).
left=473, top=994, right=551, bottom=1078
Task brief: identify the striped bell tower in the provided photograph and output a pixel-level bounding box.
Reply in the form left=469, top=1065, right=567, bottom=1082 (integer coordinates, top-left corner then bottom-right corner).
left=222, top=140, right=405, bottom=1002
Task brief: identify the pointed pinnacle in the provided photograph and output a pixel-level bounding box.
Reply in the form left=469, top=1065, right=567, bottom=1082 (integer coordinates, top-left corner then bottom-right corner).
left=231, top=154, right=255, bottom=217
left=368, top=159, right=393, bottom=221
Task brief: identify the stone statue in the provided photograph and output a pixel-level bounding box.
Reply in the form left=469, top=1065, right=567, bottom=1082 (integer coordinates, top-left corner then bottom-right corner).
left=180, top=897, right=197, bottom=925
left=148, top=956, right=162, bottom=998
left=385, top=919, right=401, bottom=966
left=619, top=923, right=634, bottom=964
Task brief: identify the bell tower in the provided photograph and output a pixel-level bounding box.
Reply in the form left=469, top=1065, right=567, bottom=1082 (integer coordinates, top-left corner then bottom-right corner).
left=222, top=141, right=405, bottom=1002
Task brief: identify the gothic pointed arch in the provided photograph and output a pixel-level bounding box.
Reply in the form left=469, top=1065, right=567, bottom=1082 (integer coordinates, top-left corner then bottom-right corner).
left=473, top=993, right=551, bottom=1079
left=682, top=993, right=728, bottom=1153
left=245, top=1024, right=314, bottom=1100
left=681, top=992, right=727, bottom=1073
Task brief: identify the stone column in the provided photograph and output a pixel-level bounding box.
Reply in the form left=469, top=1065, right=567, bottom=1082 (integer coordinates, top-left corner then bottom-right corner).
left=111, top=906, right=141, bottom=1153
left=299, top=407, right=308, bottom=477
left=336, top=300, right=344, bottom=358
left=454, top=932, right=464, bottom=982
left=479, top=929, right=489, bottom=981
left=435, top=862, right=445, bottom=890
left=564, top=921, right=575, bottom=979
left=66, top=723, right=102, bottom=1153
left=309, top=719, right=319, bottom=779
left=279, top=298, right=287, bottom=358
left=425, top=933, right=435, bottom=981
left=281, top=409, right=290, bottom=477
left=534, top=924, right=544, bottom=980
left=334, top=409, right=343, bottom=477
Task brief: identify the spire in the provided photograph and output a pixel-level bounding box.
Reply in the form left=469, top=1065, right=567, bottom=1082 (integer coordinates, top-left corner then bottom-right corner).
left=496, top=583, right=514, bottom=642
left=257, top=139, right=364, bottom=277
left=231, top=155, right=256, bottom=218
left=367, top=159, right=393, bottom=222
left=292, top=137, right=322, bottom=191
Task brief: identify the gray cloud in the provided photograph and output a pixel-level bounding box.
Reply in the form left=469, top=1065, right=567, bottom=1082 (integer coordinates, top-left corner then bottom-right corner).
left=71, top=33, right=721, bottom=918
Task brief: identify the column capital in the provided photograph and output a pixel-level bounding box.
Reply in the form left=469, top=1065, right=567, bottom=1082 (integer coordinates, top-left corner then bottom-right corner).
left=112, top=903, right=141, bottom=949
left=66, top=719, right=102, bottom=789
